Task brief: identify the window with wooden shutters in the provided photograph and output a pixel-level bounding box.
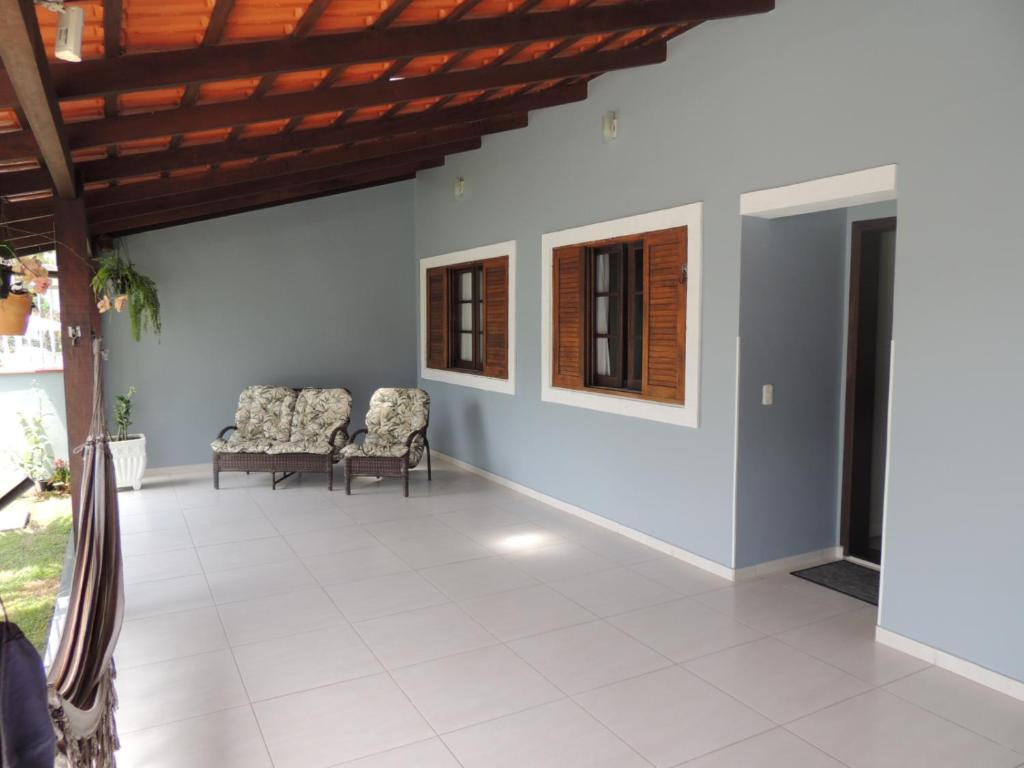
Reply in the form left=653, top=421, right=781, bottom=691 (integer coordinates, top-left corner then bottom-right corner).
left=550, top=226, right=687, bottom=404
left=424, top=255, right=509, bottom=381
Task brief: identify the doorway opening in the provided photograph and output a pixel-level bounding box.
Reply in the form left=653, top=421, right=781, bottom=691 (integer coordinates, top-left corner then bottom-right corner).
left=841, top=217, right=896, bottom=566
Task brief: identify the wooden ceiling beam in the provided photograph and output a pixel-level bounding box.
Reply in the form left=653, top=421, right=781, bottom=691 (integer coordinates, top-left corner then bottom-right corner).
left=0, top=0, right=75, bottom=197
left=1, top=84, right=582, bottom=195
left=89, top=141, right=478, bottom=220
left=90, top=162, right=439, bottom=235
left=15, top=0, right=772, bottom=103
left=84, top=129, right=498, bottom=209
left=56, top=45, right=661, bottom=152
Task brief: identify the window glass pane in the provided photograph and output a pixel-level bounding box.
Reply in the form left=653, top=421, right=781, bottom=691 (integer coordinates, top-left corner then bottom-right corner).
left=459, top=332, right=473, bottom=361
left=633, top=294, right=644, bottom=382
left=459, top=271, right=473, bottom=299
left=595, top=296, right=609, bottom=334
left=478, top=331, right=484, bottom=362
left=596, top=338, right=612, bottom=376
left=460, top=303, right=473, bottom=331
left=596, top=252, right=610, bottom=292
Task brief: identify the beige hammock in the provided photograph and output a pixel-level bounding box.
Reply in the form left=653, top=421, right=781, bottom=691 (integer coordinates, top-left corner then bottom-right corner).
left=47, top=339, right=125, bottom=767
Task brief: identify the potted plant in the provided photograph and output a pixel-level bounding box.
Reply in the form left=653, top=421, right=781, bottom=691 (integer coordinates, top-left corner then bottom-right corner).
left=1, top=242, right=52, bottom=336
left=108, top=386, right=147, bottom=491
left=91, top=243, right=161, bottom=341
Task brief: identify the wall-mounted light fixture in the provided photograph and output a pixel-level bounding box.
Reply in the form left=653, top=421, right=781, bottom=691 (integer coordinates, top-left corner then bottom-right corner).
left=602, top=110, right=618, bottom=142
left=55, top=4, right=85, bottom=62
left=454, top=177, right=466, bottom=200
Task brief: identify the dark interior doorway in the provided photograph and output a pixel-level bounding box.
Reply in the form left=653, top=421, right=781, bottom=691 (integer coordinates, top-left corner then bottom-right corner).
left=841, top=217, right=896, bottom=565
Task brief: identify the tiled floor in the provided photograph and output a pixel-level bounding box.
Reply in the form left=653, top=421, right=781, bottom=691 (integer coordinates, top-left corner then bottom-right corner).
left=114, top=465, right=1024, bottom=768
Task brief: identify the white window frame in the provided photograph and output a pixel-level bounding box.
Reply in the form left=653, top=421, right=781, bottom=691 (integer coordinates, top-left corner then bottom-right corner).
left=419, top=240, right=516, bottom=395
left=541, top=203, right=703, bottom=427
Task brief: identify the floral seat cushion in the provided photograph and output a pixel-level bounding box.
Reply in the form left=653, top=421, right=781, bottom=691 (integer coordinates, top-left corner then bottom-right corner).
left=341, top=388, right=430, bottom=467
left=288, top=388, right=352, bottom=451
left=210, top=437, right=271, bottom=453
left=265, top=439, right=334, bottom=456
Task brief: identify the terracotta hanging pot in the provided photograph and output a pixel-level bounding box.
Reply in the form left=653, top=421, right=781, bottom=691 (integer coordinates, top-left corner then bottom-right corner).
left=0, top=292, right=33, bottom=335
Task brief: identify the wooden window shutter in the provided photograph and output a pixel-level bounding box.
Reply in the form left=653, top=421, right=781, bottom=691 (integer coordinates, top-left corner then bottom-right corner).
left=426, top=265, right=448, bottom=370
left=552, top=244, right=586, bottom=389
left=642, top=226, right=687, bottom=403
left=481, top=256, right=509, bottom=379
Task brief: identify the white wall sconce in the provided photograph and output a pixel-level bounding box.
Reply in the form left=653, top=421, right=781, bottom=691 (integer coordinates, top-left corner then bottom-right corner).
left=454, top=177, right=466, bottom=200
left=602, top=110, right=618, bottom=142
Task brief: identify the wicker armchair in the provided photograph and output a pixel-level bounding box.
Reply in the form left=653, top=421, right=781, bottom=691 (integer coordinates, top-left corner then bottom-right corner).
left=341, top=388, right=431, bottom=497
left=212, top=386, right=351, bottom=490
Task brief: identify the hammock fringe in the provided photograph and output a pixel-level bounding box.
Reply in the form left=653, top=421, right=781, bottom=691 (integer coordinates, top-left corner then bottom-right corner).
left=51, top=663, right=120, bottom=768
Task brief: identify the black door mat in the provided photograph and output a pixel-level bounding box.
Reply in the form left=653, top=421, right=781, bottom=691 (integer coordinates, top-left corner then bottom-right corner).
left=792, top=560, right=879, bottom=605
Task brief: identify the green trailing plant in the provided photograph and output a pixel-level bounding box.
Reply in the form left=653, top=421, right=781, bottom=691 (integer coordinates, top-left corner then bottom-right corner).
left=91, top=244, right=161, bottom=341
left=112, top=386, right=137, bottom=441
left=10, top=406, right=55, bottom=489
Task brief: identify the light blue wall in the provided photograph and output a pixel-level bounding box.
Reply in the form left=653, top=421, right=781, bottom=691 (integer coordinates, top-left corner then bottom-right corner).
left=0, top=371, right=68, bottom=468
left=735, top=211, right=847, bottom=568
left=415, top=0, right=1024, bottom=681
left=105, top=181, right=417, bottom=468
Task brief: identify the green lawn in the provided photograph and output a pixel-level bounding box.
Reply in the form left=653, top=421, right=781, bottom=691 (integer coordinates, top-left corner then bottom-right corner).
left=0, top=494, right=73, bottom=653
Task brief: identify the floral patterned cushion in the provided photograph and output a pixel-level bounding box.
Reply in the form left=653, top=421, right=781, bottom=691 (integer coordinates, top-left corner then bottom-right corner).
left=234, top=386, right=297, bottom=443
left=211, top=436, right=271, bottom=453
left=266, top=439, right=335, bottom=456
left=289, top=388, right=351, bottom=446
left=341, top=388, right=429, bottom=467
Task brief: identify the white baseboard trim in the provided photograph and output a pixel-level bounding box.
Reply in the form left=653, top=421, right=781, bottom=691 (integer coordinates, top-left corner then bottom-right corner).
left=876, top=626, right=1024, bottom=702
left=433, top=452, right=736, bottom=581
left=733, top=546, right=844, bottom=582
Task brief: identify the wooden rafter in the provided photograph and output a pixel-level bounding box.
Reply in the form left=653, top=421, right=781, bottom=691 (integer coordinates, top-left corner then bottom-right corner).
left=0, top=84, right=583, bottom=195
left=0, top=0, right=75, bottom=197
left=40, top=45, right=662, bottom=154
left=3, top=0, right=772, bottom=105
left=91, top=162, right=442, bottom=236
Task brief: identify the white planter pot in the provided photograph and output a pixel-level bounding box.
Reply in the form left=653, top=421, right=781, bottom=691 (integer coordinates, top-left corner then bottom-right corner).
left=109, top=434, right=147, bottom=491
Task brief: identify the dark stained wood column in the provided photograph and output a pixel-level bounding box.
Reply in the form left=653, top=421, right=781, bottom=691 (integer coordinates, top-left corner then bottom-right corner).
left=54, top=196, right=100, bottom=510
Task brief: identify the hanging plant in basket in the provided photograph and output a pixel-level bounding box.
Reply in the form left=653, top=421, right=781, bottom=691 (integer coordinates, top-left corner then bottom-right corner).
left=1, top=240, right=52, bottom=336
left=91, top=243, right=161, bottom=341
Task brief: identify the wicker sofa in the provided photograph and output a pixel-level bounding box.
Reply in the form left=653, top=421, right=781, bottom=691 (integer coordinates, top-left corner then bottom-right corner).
left=341, top=388, right=431, bottom=497
left=212, top=385, right=351, bottom=490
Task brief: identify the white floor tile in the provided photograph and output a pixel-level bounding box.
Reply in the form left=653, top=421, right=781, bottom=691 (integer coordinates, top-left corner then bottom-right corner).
left=121, top=527, right=194, bottom=556
left=233, top=624, right=381, bottom=701
left=218, top=586, right=346, bottom=646
left=419, top=556, right=536, bottom=600
left=550, top=567, right=680, bottom=617
left=119, top=508, right=187, bottom=535
left=572, top=529, right=664, bottom=565
left=325, top=571, right=449, bottom=622
left=254, top=673, right=433, bottom=768
left=443, top=699, right=649, bottom=768
left=884, top=666, right=1024, bottom=754
left=383, top=532, right=490, bottom=569
left=117, top=706, right=272, bottom=768
left=392, top=644, right=563, bottom=733
left=459, top=584, right=597, bottom=641
left=470, top=523, right=564, bottom=554
left=124, top=574, right=213, bottom=620
left=503, top=541, right=618, bottom=582
left=364, top=516, right=455, bottom=543
left=681, top=728, right=845, bottom=767
left=124, top=547, right=203, bottom=584
left=117, top=649, right=248, bottom=733
left=302, top=545, right=411, bottom=586
left=117, top=606, right=228, bottom=669
left=354, top=602, right=497, bottom=669
left=262, top=505, right=354, bottom=535
left=777, top=607, right=930, bottom=685
left=695, top=575, right=864, bottom=635
left=788, top=689, right=1022, bottom=768
left=435, top=506, right=526, bottom=535
left=609, top=597, right=763, bottom=663
left=510, top=619, right=672, bottom=694
left=197, top=536, right=296, bottom=573
left=684, top=637, right=872, bottom=723
left=285, top=526, right=380, bottom=557
left=188, top=516, right=280, bottom=546
left=334, top=739, right=461, bottom=767
left=206, top=559, right=316, bottom=604
left=576, top=665, right=772, bottom=768
left=631, top=556, right=732, bottom=596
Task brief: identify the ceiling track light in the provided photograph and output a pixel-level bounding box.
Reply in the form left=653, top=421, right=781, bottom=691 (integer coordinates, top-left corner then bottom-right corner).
left=36, top=0, right=84, bottom=62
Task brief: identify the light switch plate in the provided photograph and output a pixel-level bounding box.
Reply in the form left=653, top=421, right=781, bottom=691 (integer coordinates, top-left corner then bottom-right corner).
left=762, top=384, right=774, bottom=406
